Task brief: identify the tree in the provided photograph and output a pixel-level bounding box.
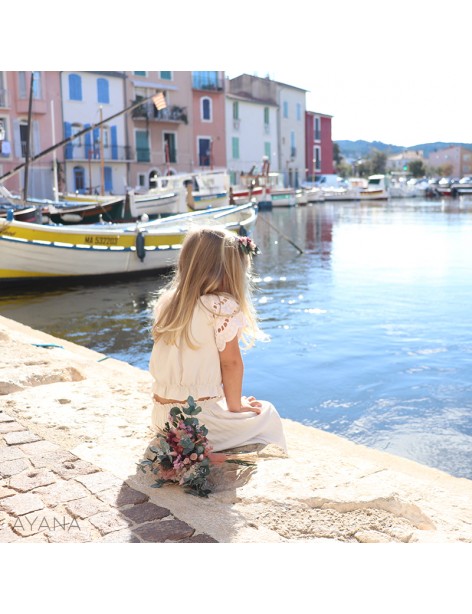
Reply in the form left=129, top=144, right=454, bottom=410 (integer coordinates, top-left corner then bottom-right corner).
left=333, top=142, right=342, bottom=165
left=371, top=150, right=387, bottom=174
left=408, top=159, right=426, bottom=178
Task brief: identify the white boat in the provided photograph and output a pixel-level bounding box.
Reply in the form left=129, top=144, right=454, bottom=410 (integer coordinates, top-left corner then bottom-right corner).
left=60, top=169, right=231, bottom=219
left=231, top=160, right=296, bottom=209
left=186, top=169, right=230, bottom=210
left=295, top=188, right=309, bottom=206
left=0, top=202, right=257, bottom=285
left=359, top=175, right=389, bottom=201
left=450, top=177, right=472, bottom=197
left=322, top=186, right=361, bottom=201
left=305, top=187, right=325, bottom=203
left=388, top=175, right=419, bottom=198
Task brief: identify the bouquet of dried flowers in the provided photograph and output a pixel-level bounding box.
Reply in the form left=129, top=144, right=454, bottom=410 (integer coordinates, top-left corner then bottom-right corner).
left=139, top=396, right=227, bottom=497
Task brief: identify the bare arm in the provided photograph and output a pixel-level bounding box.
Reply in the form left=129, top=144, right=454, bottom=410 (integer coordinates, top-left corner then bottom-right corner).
left=219, top=336, right=261, bottom=414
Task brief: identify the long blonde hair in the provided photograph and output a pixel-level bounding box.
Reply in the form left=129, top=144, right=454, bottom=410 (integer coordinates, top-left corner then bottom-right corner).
left=152, top=226, right=259, bottom=348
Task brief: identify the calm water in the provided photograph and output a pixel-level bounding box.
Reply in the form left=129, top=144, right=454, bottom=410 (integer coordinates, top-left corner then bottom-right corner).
left=2, top=198, right=472, bottom=479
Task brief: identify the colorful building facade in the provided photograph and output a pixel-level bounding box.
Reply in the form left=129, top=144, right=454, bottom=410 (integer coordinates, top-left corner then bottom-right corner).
left=191, top=71, right=227, bottom=171
left=305, top=111, right=334, bottom=180
left=0, top=70, right=335, bottom=199
left=0, top=71, right=62, bottom=199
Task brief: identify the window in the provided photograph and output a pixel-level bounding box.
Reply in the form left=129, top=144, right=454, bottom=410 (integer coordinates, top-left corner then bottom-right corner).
left=314, top=146, right=321, bottom=171
left=135, top=130, right=150, bottom=162
left=0, top=72, right=5, bottom=106
left=69, top=74, right=82, bottom=101
left=0, top=118, right=6, bottom=142
left=264, top=142, right=271, bottom=161
left=315, top=117, right=321, bottom=140
left=296, top=103, right=301, bottom=121
left=198, top=138, right=211, bottom=166
left=164, top=132, right=176, bottom=163
left=97, top=78, right=110, bottom=104
left=18, top=72, right=41, bottom=99
left=232, top=137, right=239, bottom=160
left=19, top=122, right=29, bottom=157
left=233, top=101, right=239, bottom=120
left=102, top=127, right=109, bottom=148
left=201, top=97, right=212, bottom=121
left=283, top=101, right=288, bottom=118
left=73, top=166, right=86, bottom=192
left=264, top=107, right=270, bottom=125
left=137, top=173, right=146, bottom=187
left=134, top=71, right=146, bottom=76
left=160, top=72, right=172, bottom=80
left=32, top=72, right=41, bottom=99
left=71, top=123, right=82, bottom=146
left=290, top=131, right=296, bottom=158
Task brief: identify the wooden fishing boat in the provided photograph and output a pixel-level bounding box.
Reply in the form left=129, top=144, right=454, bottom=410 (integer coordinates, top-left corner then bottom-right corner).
left=44, top=196, right=126, bottom=225
left=0, top=202, right=257, bottom=285
left=0, top=204, right=39, bottom=223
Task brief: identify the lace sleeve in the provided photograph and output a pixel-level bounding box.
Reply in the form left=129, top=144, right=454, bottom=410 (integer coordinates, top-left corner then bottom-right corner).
left=201, top=294, right=248, bottom=351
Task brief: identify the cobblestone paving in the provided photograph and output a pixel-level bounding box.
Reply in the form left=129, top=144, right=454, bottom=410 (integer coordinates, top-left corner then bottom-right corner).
left=0, top=409, right=217, bottom=543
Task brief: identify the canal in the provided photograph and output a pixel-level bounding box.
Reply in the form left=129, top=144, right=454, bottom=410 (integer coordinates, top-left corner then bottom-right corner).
left=1, top=197, right=471, bottom=479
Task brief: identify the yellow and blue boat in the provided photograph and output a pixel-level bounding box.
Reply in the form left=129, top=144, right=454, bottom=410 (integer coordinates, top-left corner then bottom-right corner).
left=0, top=202, right=257, bottom=286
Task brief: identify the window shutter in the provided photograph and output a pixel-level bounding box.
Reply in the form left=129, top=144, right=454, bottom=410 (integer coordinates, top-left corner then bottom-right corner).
left=84, top=124, right=92, bottom=159
left=13, top=120, right=22, bottom=157
left=110, top=125, right=118, bottom=160
left=104, top=167, right=112, bottom=192
left=97, top=78, right=109, bottom=104
left=32, top=120, right=40, bottom=156
left=64, top=122, right=72, bottom=159
left=93, top=127, right=100, bottom=158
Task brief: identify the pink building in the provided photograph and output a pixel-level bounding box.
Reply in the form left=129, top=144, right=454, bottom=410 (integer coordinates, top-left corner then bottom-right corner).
left=305, top=110, right=334, bottom=181
left=125, top=71, right=194, bottom=190
left=427, top=145, right=472, bottom=178
left=0, top=71, right=63, bottom=199
left=191, top=71, right=227, bottom=170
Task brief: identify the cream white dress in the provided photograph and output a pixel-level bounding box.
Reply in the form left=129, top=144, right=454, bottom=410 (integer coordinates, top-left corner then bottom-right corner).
left=149, top=293, right=287, bottom=453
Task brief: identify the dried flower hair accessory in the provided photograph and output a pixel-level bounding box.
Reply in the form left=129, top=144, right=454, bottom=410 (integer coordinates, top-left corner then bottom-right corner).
left=238, top=236, right=260, bottom=256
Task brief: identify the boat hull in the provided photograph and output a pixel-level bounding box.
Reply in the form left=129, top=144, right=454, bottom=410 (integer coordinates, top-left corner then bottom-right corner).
left=359, top=189, right=389, bottom=200
left=0, top=203, right=257, bottom=285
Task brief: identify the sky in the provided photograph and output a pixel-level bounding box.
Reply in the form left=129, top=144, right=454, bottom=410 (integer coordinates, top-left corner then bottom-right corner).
left=7, top=0, right=472, bottom=149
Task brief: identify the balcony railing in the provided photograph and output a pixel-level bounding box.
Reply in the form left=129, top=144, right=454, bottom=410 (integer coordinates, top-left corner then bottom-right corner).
left=132, top=101, right=188, bottom=124
left=192, top=73, right=224, bottom=91
left=64, top=144, right=132, bottom=161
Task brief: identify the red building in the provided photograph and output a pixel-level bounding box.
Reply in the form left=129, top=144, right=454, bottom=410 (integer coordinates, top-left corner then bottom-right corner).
left=305, top=110, right=334, bottom=181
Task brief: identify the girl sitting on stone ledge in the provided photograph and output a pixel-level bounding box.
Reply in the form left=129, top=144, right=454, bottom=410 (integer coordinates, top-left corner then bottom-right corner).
left=149, top=226, right=287, bottom=455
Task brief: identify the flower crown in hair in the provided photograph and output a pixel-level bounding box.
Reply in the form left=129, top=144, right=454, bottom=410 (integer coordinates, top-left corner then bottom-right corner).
left=238, top=235, right=260, bottom=256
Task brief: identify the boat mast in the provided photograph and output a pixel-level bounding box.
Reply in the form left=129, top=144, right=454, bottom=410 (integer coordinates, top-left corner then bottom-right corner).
left=23, top=72, right=34, bottom=201
left=50, top=99, right=59, bottom=199
left=99, top=106, right=105, bottom=195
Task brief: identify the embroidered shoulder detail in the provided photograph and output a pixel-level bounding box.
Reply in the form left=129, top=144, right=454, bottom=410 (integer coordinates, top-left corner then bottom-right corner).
left=201, top=294, right=247, bottom=351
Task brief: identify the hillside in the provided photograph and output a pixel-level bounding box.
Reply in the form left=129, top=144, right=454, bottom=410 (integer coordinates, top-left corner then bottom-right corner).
left=336, top=140, right=472, bottom=160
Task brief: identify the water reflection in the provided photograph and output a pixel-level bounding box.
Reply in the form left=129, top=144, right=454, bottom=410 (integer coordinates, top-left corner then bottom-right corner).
left=1, top=200, right=472, bottom=480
